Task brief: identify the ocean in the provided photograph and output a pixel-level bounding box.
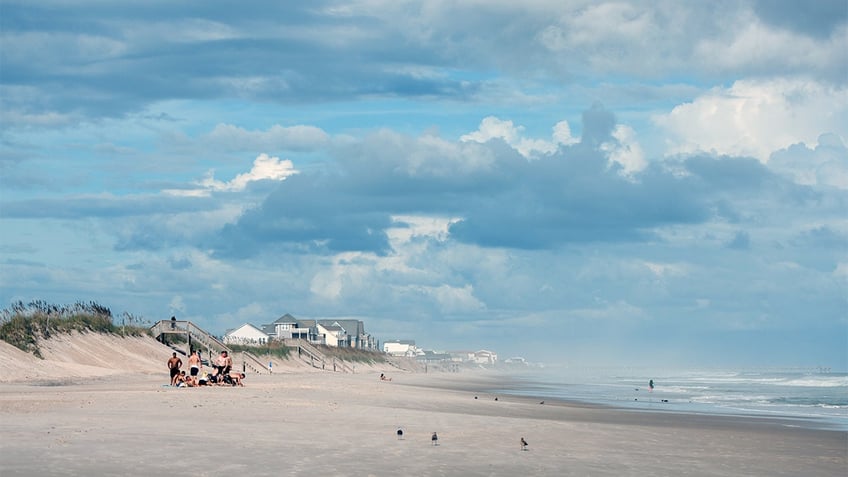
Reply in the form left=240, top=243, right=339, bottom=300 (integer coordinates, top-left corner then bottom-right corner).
left=490, top=367, right=848, bottom=431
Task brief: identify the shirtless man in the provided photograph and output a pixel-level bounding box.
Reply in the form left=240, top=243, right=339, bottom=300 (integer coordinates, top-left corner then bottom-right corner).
left=188, top=351, right=202, bottom=378
left=230, top=372, right=246, bottom=387
left=167, top=352, right=182, bottom=385
left=214, top=351, right=232, bottom=378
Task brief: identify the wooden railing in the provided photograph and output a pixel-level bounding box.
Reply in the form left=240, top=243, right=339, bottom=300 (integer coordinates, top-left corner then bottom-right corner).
left=150, top=320, right=269, bottom=374
left=284, top=339, right=356, bottom=373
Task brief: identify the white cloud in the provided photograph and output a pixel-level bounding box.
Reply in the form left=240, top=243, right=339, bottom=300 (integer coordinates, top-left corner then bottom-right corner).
left=168, top=296, right=186, bottom=316
left=201, top=153, right=298, bottom=192
left=461, top=116, right=578, bottom=158
left=655, top=78, right=848, bottom=162
left=426, top=284, right=485, bottom=313
left=165, top=153, right=298, bottom=197
left=601, top=124, right=647, bottom=176
left=694, top=17, right=844, bottom=75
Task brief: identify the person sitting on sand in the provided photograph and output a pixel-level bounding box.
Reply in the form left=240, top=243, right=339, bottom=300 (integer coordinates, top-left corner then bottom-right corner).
left=175, top=370, right=189, bottom=387
left=380, top=373, right=392, bottom=382
left=167, top=352, right=182, bottom=385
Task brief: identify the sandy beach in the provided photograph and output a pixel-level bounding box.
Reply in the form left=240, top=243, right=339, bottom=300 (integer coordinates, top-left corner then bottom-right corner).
left=0, top=337, right=845, bottom=476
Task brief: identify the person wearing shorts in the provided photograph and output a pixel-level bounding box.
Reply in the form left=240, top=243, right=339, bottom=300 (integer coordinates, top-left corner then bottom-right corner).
left=167, top=352, right=182, bottom=385
left=188, top=350, right=201, bottom=377
left=215, top=350, right=232, bottom=377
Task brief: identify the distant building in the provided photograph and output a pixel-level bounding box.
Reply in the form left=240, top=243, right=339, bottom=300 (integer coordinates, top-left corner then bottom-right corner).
left=223, top=323, right=269, bottom=345
left=416, top=349, right=452, bottom=363
left=257, top=314, right=378, bottom=350
left=383, top=340, right=417, bottom=357
left=473, top=349, right=498, bottom=365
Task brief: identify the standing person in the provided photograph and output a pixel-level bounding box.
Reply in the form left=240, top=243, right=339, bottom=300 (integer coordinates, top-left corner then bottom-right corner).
left=215, top=351, right=232, bottom=377
left=167, top=352, right=182, bottom=385
left=188, top=350, right=202, bottom=379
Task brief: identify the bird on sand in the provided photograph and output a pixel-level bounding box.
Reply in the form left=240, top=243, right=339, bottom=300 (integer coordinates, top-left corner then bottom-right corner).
left=520, top=437, right=529, bottom=451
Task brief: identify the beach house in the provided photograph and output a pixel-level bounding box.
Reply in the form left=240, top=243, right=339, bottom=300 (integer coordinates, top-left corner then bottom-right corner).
left=383, top=340, right=418, bottom=357
left=223, top=323, right=269, bottom=345
left=253, top=314, right=379, bottom=350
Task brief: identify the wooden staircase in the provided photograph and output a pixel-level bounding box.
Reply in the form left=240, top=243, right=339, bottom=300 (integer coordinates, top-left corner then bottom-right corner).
left=150, top=320, right=270, bottom=374
left=284, top=339, right=356, bottom=373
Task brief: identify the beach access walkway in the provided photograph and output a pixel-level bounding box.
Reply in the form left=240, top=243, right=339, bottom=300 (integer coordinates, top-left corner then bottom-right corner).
left=150, top=319, right=355, bottom=374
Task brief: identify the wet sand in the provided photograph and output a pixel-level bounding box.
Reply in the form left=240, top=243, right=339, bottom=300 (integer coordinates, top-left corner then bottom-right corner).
left=1, top=371, right=845, bottom=476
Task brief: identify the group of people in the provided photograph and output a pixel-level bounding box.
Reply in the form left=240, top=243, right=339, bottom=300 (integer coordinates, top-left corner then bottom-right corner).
left=167, top=350, right=245, bottom=387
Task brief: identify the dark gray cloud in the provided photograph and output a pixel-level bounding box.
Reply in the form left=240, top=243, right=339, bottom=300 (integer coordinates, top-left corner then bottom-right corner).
left=2, top=1, right=843, bottom=126
left=753, top=0, right=847, bottom=38
left=211, top=105, right=811, bottom=256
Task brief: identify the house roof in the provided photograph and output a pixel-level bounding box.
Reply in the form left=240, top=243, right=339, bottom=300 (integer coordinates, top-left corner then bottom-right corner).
left=225, top=322, right=268, bottom=337
left=272, top=313, right=298, bottom=324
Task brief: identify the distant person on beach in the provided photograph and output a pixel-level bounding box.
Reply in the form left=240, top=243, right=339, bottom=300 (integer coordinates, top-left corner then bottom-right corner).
left=167, top=353, right=182, bottom=385
left=380, top=373, right=392, bottom=382
left=188, top=351, right=201, bottom=378
left=649, top=379, right=654, bottom=392
left=214, top=351, right=232, bottom=377
left=230, top=372, right=246, bottom=387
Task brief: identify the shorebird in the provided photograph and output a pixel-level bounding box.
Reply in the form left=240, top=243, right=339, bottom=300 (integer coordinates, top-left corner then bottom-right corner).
left=431, top=432, right=439, bottom=446
left=520, top=437, right=528, bottom=451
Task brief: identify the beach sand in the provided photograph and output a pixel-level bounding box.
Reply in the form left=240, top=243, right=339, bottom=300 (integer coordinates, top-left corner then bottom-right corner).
left=0, top=336, right=845, bottom=476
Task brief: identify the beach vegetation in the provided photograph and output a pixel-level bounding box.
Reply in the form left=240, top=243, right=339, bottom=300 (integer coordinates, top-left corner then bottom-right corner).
left=229, top=341, right=293, bottom=360
left=314, top=344, right=388, bottom=364
left=0, top=300, right=151, bottom=358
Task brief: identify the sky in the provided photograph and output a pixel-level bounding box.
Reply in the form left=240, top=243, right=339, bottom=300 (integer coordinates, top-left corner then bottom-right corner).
left=1, top=1, right=846, bottom=370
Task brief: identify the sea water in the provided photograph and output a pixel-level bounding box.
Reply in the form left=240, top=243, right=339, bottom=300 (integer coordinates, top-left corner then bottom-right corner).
left=491, top=367, right=848, bottom=431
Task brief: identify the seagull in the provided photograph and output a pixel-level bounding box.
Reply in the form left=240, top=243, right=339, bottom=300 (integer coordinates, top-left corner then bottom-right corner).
left=520, top=437, right=529, bottom=451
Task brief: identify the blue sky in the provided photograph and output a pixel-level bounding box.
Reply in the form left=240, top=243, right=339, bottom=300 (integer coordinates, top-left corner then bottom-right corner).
left=1, top=1, right=846, bottom=369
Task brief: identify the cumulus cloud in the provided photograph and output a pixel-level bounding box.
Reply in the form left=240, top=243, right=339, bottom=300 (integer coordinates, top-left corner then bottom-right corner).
left=654, top=78, right=848, bottom=162
left=768, top=133, right=848, bottom=189
left=213, top=104, right=821, bottom=258
left=198, top=153, right=298, bottom=192
left=166, top=153, right=298, bottom=197
left=460, top=116, right=566, bottom=157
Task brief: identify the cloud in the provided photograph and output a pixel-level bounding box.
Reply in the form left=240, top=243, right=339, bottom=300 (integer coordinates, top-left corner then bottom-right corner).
left=166, top=153, right=298, bottom=197
left=460, top=116, right=577, bottom=157
left=211, top=104, right=820, bottom=258
left=204, top=124, right=330, bottom=153
left=768, top=133, right=848, bottom=189
left=654, top=78, right=848, bottom=162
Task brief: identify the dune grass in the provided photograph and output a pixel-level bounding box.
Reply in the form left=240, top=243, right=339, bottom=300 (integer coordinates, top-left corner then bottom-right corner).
left=0, top=301, right=150, bottom=358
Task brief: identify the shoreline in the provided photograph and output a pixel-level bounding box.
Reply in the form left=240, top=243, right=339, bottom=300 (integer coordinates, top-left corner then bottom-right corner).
left=396, top=370, right=848, bottom=433
left=411, top=368, right=848, bottom=432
